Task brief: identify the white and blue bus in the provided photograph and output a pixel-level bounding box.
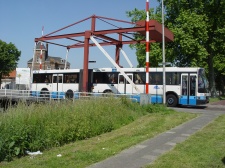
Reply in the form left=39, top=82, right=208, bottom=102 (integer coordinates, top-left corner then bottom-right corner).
left=31, top=67, right=210, bottom=107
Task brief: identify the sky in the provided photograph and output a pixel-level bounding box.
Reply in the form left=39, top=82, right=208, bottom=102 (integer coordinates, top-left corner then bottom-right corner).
left=0, top=0, right=159, bottom=69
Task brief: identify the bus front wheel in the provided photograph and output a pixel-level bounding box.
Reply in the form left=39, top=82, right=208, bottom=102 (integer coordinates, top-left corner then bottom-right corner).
left=166, top=94, right=178, bottom=107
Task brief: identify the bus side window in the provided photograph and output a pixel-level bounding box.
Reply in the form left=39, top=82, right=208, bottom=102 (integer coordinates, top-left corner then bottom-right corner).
left=134, top=73, right=143, bottom=84
left=151, top=74, right=156, bottom=85
left=69, top=78, right=74, bottom=83
left=53, top=76, right=59, bottom=83
left=119, top=76, right=124, bottom=83
left=110, top=78, right=116, bottom=83
left=45, top=78, right=49, bottom=83
left=63, top=78, right=66, bottom=83
left=93, top=77, right=98, bottom=83
left=33, top=75, right=40, bottom=83
left=134, top=74, right=139, bottom=84
left=135, top=79, right=139, bottom=84
left=166, top=72, right=172, bottom=85
left=58, top=77, right=62, bottom=83
left=42, top=76, right=46, bottom=83
left=182, top=77, right=187, bottom=95
left=190, top=76, right=196, bottom=96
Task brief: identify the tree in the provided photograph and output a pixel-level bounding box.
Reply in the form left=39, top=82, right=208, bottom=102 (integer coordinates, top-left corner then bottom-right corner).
left=126, top=8, right=163, bottom=67
left=164, top=0, right=225, bottom=97
left=127, top=0, right=225, bottom=96
left=0, top=40, right=21, bottom=88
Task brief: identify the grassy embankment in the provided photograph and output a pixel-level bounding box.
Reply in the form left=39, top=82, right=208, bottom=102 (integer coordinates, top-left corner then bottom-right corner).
left=144, top=97, right=225, bottom=168
left=146, top=114, right=225, bottom=168
left=0, top=97, right=196, bottom=168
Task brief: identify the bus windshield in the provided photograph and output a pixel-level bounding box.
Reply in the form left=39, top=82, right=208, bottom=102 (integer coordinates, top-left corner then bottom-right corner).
left=198, top=69, right=209, bottom=93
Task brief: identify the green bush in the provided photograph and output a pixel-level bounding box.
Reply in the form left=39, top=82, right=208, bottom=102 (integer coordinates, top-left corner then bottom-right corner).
left=0, top=97, right=169, bottom=161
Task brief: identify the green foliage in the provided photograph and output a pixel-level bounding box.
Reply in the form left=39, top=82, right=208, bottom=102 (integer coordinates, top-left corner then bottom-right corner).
left=0, top=103, right=195, bottom=168
left=127, top=0, right=225, bottom=95
left=126, top=7, right=163, bottom=67
left=143, top=103, right=169, bottom=114
left=0, top=40, right=21, bottom=88
left=0, top=98, right=162, bottom=161
left=168, top=10, right=208, bottom=67
left=164, top=0, right=225, bottom=96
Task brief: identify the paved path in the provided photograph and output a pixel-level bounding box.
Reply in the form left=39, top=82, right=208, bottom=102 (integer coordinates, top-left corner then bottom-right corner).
left=88, top=102, right=225, bottom=168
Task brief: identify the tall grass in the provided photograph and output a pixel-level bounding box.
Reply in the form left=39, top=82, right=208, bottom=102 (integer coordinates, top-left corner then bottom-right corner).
left=0, top=97, right=160, bottom=161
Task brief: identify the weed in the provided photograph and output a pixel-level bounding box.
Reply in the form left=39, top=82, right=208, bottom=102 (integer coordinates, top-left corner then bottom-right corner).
left=0, top=98, right=152, bottom=161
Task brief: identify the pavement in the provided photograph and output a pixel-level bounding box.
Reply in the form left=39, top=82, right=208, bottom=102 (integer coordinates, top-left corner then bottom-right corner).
left=88, top=100, right=225, bottom=168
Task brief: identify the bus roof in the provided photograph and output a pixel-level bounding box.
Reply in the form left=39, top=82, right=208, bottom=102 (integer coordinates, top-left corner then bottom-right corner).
left=93, top=67, right=203, bottom=72
left=33, top=67, right=203, bottom=74
left=33, top=69, right=80, bottom=74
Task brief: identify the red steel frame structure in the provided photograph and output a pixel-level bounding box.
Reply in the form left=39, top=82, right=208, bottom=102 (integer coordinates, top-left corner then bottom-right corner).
left=34, top=15, right=174, bottom=92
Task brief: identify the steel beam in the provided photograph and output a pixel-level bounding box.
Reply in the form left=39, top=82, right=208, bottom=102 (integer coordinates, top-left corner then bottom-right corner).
left=82, top=31, right=91, bottom=92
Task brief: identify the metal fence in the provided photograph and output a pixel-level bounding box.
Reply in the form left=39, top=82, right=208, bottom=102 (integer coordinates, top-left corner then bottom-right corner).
left=0, top=89, right=145, bottom=103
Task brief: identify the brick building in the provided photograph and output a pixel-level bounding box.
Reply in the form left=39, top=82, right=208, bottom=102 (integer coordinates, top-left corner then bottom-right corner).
left=1, top=70, right=16, bottom=89
left=27, top=42, right=70, bottom=70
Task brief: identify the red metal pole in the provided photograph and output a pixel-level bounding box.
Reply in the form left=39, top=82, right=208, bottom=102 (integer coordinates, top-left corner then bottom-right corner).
left=145, top=0, right=150, bottom=94
left=115, top=34, right=122, bottom=65
left=82, top=31, right=91, bottom=92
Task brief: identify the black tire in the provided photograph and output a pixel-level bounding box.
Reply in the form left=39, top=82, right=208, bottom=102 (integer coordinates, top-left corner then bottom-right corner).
left=103, top=90, right=112, bottom=93
left=40, top=90, right=50, bottom=99
left=166, top=94, right=178, bottom=107
left=102, top=90, right=113, bottom=97
left=65, top=90, right=74, bottom=99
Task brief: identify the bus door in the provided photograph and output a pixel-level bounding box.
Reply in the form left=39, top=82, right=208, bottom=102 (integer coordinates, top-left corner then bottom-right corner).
left=117, top=73, right=133, bottom=94
left=52, top=74, right=64, bottom=98
left=189, top=74, right=197, bottom=105
left=180, top=74, right=197, bottom=105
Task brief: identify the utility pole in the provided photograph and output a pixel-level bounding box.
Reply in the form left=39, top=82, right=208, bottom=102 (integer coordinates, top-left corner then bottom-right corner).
left=145, top=0, right=150, bottom=94
left=162, top=0, right=166, bottom=104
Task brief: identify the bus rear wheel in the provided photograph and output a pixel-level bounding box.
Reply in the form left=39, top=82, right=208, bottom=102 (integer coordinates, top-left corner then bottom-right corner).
left=166, top=94, right=178, bottom=107
left=103, top=90, right=113, bottom=97
left=40, top=89, right=50, bottom=99
left=65, top=90, right=74, bottom=99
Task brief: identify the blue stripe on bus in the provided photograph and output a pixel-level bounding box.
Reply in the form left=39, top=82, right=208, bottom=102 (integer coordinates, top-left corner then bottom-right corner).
left=130, top=95, right=140, bottom=103
left=74, top=92, right=79, bottom=99
left=129, top=95, right=163, bottom=104
left=151, top=95, right=163, bottom=104
left=179, top=96, right=197, bottom=105
left=31, top=91, right=41, bottom=97
left=30, top=91, right=206, bottom=106
left=51, top=92, right=65, bottom=99
left=189, top=96, right=197, bottom=105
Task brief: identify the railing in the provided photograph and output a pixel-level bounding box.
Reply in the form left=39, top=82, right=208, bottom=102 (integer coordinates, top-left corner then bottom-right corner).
left=0, top=89, right=31, bottom=100
left=0, top=89, right=140, bottom=103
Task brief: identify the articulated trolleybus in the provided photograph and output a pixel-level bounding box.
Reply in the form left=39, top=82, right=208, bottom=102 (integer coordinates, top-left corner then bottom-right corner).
left=31, top=67, right=210, bottom=107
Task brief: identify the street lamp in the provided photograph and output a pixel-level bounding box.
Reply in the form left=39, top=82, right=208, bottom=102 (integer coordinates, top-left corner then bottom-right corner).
left=162, top=0, right=166, bottom=105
